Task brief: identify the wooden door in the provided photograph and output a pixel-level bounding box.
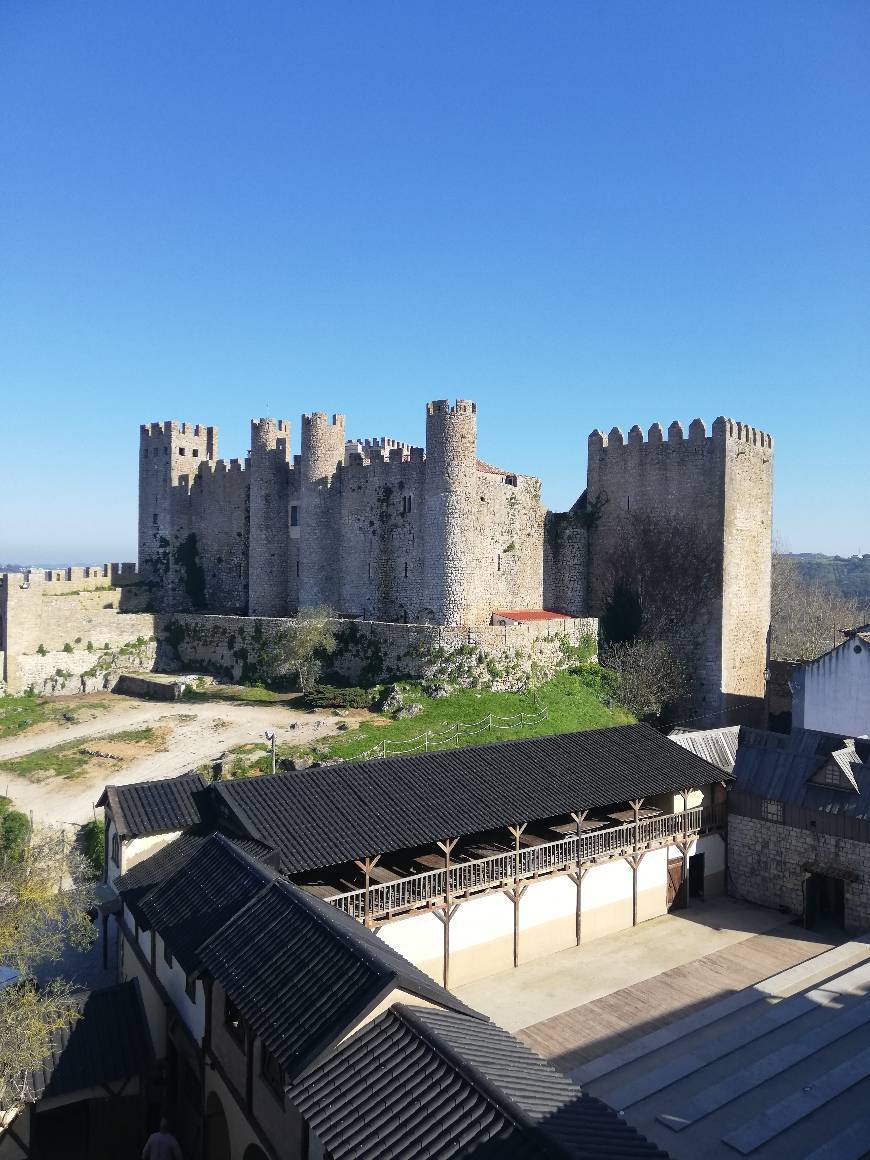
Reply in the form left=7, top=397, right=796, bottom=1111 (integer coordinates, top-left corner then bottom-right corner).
left=667, top=858, right=686, bottom=910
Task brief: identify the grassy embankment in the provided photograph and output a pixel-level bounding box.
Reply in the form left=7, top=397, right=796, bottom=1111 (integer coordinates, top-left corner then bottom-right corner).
left=0, top=694, right=112, bottom=740
left=0, top=727, right=165, bottom=781
left=221, top=667, right=634, bottom=777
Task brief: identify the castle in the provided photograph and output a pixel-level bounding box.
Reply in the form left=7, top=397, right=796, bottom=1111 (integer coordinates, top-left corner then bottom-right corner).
left=137, top=399, right=773, bottom=725
left=139, top=401, right=545, bottom=626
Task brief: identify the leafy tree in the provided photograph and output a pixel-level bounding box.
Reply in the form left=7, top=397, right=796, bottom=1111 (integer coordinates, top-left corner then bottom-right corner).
left=264, top=605, right=338, bottom=694
left=0, top=823, right=95, bottom=1108
left=601, top=638, right=688, bottom=724
left=771, top=552, right=864, bottom=662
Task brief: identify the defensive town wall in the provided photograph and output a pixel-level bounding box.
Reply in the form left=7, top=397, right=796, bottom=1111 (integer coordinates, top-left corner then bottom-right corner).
left=0, top=566, right=157, bottom=694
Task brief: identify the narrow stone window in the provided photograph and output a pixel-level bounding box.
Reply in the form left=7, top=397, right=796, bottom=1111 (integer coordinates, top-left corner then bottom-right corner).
left=178, top=447, right=186, bottom=456
left=404, top=562, right=408, bottom=578
left=407, top=495, right=412, bottom=511
left=192, top=448, right=199, bottom=458
left=368, top=562, right=372, bottom=580
left=290, top=505, right=299, bottom=527
left=153, top=513, right=158, bottom=526
left=497, top=554, right=501, bottom=572
left=296, top=561, right=300, bottom=577
left=627, top=495, right=630, bottom=511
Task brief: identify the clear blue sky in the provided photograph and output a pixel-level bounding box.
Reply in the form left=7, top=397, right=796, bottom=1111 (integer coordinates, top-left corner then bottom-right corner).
left=1, top=1, right=868, bottom=563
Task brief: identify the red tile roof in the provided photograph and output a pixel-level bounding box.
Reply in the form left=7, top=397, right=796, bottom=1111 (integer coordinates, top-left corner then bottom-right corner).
left=492, top=609, right=572, bottom=622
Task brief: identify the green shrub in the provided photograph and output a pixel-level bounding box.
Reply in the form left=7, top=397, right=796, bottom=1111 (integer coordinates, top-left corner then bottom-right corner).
left=62, top=643, right=74, bottom=653
left=0, top=796, right=31, bottom=862
left=302, top=685, right=374, bottom=710
left=80, top=818, right=105, bottom=878
left=36, top=644, right=47, bottom=656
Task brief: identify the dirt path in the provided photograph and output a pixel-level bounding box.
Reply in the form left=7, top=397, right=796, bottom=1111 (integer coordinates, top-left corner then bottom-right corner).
left=0, top=698, right=346, bottom=828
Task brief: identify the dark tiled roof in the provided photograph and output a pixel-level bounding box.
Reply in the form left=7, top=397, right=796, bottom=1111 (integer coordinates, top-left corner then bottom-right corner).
left=292, top=1005, right=668, bottom=1159
left=214, top=723, right=722, bottom=873
left=731, top=727, right=870, bottom=818
left=27, top=980, right=153, bottom=1101
left=136, top=833, right=272, bottom=973
left=113, top=830, right=274, bottom=927
left=197, top=878, right=478, bottom=1080
left=97, top=772, right=208, bottom=838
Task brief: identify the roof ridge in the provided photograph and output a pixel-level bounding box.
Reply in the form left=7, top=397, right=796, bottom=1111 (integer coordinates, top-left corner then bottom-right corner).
left=392, top=1005, right=573, bottom=1158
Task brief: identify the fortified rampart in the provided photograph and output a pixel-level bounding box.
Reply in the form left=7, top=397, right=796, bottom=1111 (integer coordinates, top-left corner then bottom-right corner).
left=0, top=565, right=157, bottom=694
left=138, top=400, right=546, bottom=628
left=1, top=403, right=774, bottom=725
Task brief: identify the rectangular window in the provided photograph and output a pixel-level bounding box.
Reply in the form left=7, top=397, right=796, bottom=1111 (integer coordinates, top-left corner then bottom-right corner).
left=111, top=832, right=120, bottom=867
left=262, top=1043, right=286, bottom=1100
left=152, top=513, right=158, bottom=526
left=178, top=447, right=186, bottom=456
left=761, top=799, right=783, bottom=824
left=192, top=448, right=199, bottom=457
left=162, top=939, right=173, bottom=968
left=290, top=505, right=299, bottom=527
left=225, top=995, right=245, bottom=1047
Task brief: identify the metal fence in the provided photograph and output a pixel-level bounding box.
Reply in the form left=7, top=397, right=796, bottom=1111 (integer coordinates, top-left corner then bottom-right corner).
left=352, top=706, right=549, bottom=762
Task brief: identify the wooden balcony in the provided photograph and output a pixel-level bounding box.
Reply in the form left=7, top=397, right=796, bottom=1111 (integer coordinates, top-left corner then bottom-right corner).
left=326, top=804, right=725, bottom=922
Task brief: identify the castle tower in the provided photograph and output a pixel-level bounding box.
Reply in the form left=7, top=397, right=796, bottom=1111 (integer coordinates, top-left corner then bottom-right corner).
left=585, top=417, right=773, bottom=725
left=298, top=412, right=345, bottom=609
left=248, top=418, right=291, bottom=616
left=423, top=399, right=477, bottom=625
left=139, top=421, right=217, bottom=610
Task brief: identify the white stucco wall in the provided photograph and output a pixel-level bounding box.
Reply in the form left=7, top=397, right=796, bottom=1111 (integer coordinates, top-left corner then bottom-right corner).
left=793, top=637, right=870, bottom=737
left=155, top=933, right=205, bottom=1042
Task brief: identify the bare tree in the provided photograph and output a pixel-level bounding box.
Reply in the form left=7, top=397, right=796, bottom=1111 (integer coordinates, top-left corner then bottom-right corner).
left=771, top=553, right=863, bottom=662
left=601, top=638, right=688, bottom=723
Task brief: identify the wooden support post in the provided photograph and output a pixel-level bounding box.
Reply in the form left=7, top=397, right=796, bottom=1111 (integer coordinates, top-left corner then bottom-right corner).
left=507, top=824, right=527, bottom=968
left=570, top=810, right=588, bottom=946
left=678, top=837, right=692, bottom=910
left=354, top=855, right=381, bottom=927
left=436, top=839, right=457, bottom=988
left=629, top=850, right=647, bottom=926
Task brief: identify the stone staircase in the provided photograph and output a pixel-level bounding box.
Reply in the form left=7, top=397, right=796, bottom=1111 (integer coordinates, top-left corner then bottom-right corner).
left=576, top=936, right=870, bottom=1159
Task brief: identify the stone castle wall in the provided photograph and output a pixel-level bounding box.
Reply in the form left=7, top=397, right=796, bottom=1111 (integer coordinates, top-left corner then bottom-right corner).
left=159, top=612, right=598, bottom=688
left=139, top=400, right=546, bottom=628
left=582, top=417, right=773, bottom=725
left=0, top=566, right=157, bottom=694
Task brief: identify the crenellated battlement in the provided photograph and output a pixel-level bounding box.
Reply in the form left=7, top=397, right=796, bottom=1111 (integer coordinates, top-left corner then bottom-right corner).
left=588, top=417, right=773, bottom=454
left=4, top=563, right=141, bottom=588
left=426, top=398, right=477, bottom=416
left=302, top=411, right=345, bottom=428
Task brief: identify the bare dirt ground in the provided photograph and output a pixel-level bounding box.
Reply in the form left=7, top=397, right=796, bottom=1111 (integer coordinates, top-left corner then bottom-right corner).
left=0, top=693, right=349, bottom=828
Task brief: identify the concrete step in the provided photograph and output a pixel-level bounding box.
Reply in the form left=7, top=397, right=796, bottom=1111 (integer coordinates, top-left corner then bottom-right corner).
left=721, top=1044, right=870, bottom=1155
left=604, top=960, right=870, bottom=1111
left=657, top=991, right=870, bottom=1131
left=802, top=1113, right=870, bottom=1160
left=573, top=934, right=870, bottom=1088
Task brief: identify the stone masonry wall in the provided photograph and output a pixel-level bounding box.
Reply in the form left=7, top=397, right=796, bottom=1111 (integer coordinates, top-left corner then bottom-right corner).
left=728, top=813, right=870, bottom=934
left=584, top=417, right=773, bottom=726
left=160, top=612, right=598, bottom=688
left=1, top=566, right=157, bottom=694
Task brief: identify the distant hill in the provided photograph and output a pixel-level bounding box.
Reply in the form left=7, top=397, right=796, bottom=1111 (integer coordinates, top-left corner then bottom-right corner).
left=789, top=553, right=870, bottom=605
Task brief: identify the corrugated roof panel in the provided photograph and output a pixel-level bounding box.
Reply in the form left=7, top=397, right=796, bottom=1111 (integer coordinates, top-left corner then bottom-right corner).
left=216, top=723, right=723, bottom=873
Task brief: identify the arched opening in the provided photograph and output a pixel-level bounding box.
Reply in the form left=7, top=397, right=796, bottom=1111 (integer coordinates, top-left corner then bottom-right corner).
left=243, top=1147, right=269, bottom=1160
left=205, top=1091, right=232, bottom=1160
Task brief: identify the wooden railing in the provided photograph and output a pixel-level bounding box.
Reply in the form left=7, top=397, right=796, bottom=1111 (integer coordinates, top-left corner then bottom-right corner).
left=327, top=805, right=722, bottom=921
